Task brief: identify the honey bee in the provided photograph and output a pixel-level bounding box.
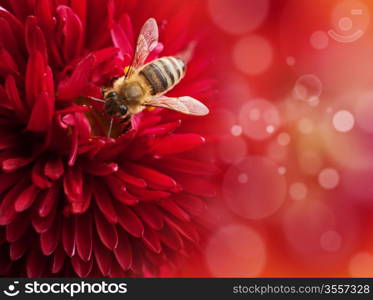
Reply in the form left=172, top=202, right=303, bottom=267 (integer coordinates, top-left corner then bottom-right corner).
left=90, top=18, right=209, bottom=136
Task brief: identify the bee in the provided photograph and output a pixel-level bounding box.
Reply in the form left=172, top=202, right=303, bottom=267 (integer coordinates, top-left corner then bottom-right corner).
left=90, top=18, right=209, bottom=136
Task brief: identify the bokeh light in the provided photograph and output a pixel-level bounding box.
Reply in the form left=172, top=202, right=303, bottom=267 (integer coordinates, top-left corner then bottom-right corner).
left=233, top=35, right=273, bottom=75
left=208, top=0, right=269, bottom=35
left=205, top=224, right=266, bottom=277
left=238, top=99, right=281, bottom=140
left=223, top=156, right=286, bottom=220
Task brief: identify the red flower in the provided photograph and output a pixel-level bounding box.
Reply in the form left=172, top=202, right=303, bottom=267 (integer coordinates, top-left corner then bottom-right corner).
left=0, top=0, right=217, bottom=277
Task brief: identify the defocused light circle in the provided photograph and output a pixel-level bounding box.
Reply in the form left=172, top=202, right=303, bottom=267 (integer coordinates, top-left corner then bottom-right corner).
left=231, top=125, right=242, bottom=136
left=318, top=168, right=340, bottom=189
left=277, top=132, right=291, bottom=146
left=218, top=136, right=248, bottom=164
left=332, top=110, right=354, bottom=132
left=349, top=252, right=373, bottom=277
left=283, top=201, right=335, bottom=254
left=223, top=156, right=287, bottom=220
left=205, top=224, right=266, bottom=277
left=278, top=166, right=287, bottom=175
left=320, top=230, right=342, bottom=252
left=293, top=74, right=322, bottom=103
left=233, top=35, right=273, bottom=75
left=310, top=31, right=329, bottom=50
left=286, top=56, right=295, bottom=66
left=208, top=0, right=269, bottom=35
left=355, top=92, right=373, bottom=133
left=289, top=182, right=307, bottom=200
left=239, top=99, right=280, bottom=140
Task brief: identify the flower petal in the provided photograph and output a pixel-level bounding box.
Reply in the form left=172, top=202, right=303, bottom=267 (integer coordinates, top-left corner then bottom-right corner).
left=94, top=237, right=112, bottom=276
left=13, top=184, right=39, bottom=213
left=92, top=180, right=118, bottom=224
left=94, top=208, right=118, bottom=250
left=40, top=215, right=61, bottom=255
left=116, top=203, right=144, bottom=238
left=38, top=184, right=59, bottom=217
left=151, top=134, right=205, bottom=156
left=113, top=229, right=132, bottom=271
left=44, top=156, right=64, bottom=181
left=75, top=212, right=93, bottom=262
left=134, top=204, right=164, bottom=230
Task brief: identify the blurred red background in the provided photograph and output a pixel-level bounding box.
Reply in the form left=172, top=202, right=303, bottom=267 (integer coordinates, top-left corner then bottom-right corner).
left=179, top=0, right=373, bottom=277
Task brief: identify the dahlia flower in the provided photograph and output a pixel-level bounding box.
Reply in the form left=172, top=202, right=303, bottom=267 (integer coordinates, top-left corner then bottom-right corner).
left=0, top=0, right=217, bottom=277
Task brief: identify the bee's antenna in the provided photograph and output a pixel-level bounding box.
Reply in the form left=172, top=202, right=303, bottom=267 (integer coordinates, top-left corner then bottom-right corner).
left=88, top=96, right=106, bottom=103
left=108, top=118, right=114, bottom=138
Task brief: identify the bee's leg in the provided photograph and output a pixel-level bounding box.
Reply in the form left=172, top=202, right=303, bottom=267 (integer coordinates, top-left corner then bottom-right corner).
left=107, top=118, right=114, bottom=138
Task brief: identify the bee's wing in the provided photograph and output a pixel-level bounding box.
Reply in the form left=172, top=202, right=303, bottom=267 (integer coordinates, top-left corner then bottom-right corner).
left=145, top=96, right=209, bottom=116
left=126, top=18, right=158, bottom=78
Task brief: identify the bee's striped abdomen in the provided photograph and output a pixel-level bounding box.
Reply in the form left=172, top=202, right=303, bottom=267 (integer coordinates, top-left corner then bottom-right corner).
left=139, top=56, right=185, bottom=95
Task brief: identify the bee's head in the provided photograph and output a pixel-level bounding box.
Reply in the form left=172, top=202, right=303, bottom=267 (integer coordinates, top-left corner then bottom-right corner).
left=104, top=91, right=128, bottom=117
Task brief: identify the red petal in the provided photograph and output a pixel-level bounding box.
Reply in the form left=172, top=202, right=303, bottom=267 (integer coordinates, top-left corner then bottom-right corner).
left=151, top=156, right=220, bottom=176
left=125, top=163, right=177, bottom=191
left=6, top=211, right=29, bottom=242
left=83, top=161, right=118, bottom=176
left=75, top=212, right=93, bottom=262
left=57, top=54, right=96, bottom=101
left=142, top=227, right=162, bottom=254
left=140, top=120, right=181, bottom=137
left=158, top=225, right=183, bottom=251
left=71, top=255, right=93, bottom=277
left=25, top=16, right=47, bottom=58
left=63, top=164, right=83, bottom=208
left=0, top=180, right=25, bottom=225
left=56, top=5, right=84, bottom=61
left=172, top=173, right=216, bottom=197
left=44, top=156, right=64, bottom=180
left=2, top=156, right=33, bottom=172
left=116, top=204, right=144, bottom=238
left=94, top=237, right=112, bottom=276
left=104, top=175, right=138, bottom=205
left=10, top=233, right=32, bottom=261
left=113, top=230, right=132, bottom=271
left=92, top=180, right=118, bottom=224
left=4, top=75, right=27, bottom=119
left=175, top=195, right=206, bottom=216
left=0, top=171, right=21, bottom=194
left=27, top=247, right=47, bottom=277
left=126, top=185, right=170, bottom=201
left=111, top=15, right=133, bottom=60
left=32, top=159, right=52, bottom=189
left=0, top=47, right=19, bottom=77
left=115, top=169, right=147, bottom=188
left=32, top=203, right=56, bottom=233
left=151, top=134, right=205, bottom=156
left=51, top=245, right=66, bottom=274
left=94, top=209, right=118, bottom=250
left=38, top=184, right=59, bottom=217
left=40, top=215, right=61, bottom=255
left=14, top=185, right=39, bottom=212
left=159, top=199, right=190, bottom=222
left=62, top=216, right=75, bottom=257
left=27, top=91, right=54, bottom=132
left=135, top=204, right=164, bottom=230
left=164, top=217, right=200, bottom=244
